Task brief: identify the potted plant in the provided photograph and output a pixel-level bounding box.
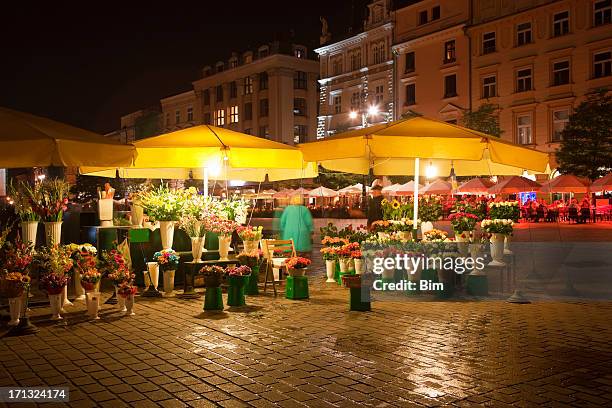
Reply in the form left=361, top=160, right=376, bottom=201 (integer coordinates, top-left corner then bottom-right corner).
left=8, top=180, right=41, bottom=247
left=139, top=184, right=186, bottom=250
left=207, top=216, right=238, bottom=261
left=320, top=246, right=338, bottom=283
left=28, top=179, right=70, bottom=246
left=285, top=256, right=311, bottom=277
left=226, top=265, right=252, bottom=307
left=480, top=219, right=514, bottom=266
left=238, top=251, right=262, bottom=295
left=237, top=225, right=263, bottom=253
left=449, top=212, right=479, bottom=256
left=154, top=249, right=180, bottom=295
left=200, top=265, right=225, bottom=310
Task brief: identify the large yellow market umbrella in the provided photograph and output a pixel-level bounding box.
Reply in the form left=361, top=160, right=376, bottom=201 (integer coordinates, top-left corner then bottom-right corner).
left=0, top=107, right=137, bottom=167
left=298, top=116, right=550, bottom=225
left=81, top=125, right=316, bottom=182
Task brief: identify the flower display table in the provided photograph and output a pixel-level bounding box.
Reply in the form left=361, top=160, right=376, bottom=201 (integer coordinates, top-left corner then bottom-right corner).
left=285, top=275, right=309, bottom=300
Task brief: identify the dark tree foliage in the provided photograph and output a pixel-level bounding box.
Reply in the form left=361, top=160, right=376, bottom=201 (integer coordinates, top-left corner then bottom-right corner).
left=556, top=90, right=612, bottom=180
left=461, top=103, right=502, bottom=137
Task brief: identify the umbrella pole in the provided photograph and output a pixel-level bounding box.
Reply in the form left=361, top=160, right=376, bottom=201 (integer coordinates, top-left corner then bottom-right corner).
left=413, top=158, right=420, bottom=228
left=203, top=167, right=209, bottom=196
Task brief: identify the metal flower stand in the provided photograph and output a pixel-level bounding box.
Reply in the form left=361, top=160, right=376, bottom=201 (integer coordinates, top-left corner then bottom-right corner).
left=285, top=275, right=309, bottom=300
left=177, top=261, right=203, bottom=299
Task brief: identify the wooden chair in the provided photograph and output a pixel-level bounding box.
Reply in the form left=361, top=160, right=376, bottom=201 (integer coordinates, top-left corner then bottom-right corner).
left=261, top=239, right=296, bottom=296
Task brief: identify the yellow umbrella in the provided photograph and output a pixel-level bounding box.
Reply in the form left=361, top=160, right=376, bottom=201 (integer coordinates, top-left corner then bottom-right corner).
left=298, top=116, right=550, bottom=224
left=81, top=125, right=316, bottom=182
left=0, top=107, right=136, bottom=167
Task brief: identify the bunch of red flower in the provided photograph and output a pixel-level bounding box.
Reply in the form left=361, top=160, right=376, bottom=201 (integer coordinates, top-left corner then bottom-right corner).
left=285, top=257, right=311, bottom=269
left=2, top=240, right=34, bottom=273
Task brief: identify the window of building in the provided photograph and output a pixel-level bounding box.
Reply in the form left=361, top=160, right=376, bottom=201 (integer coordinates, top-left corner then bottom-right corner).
left=203, top=89, right=210, bottom=105
left=483, top=32, right=496, bottom=54
left=594, top=0, right=611, bottom=26
left=294, top=47, right=306, bottom=58
left=552, top=108, right=570, bottom=142
left=230, top=81, right=237, bottom=98
left=333, top=95, right=342, bottom=114
left=215, top=109, right=225, bottom=126
left=259, top=125, right=269, bottom=139
left=517, top=114, right=533, bottom=144
left=332, top=58, right=343, bottom=75
left=406, top=83, right=416, bottom=105
left=293, top=98, right=306, bottom=116
left=259, top=72, right=268, bottom=90
left=243, top=53, right=253, bottom=64
left=482, top=75, right=496, bottom=98
left=294, top=71, right=307, bottom=89
left=552, top=60, right=570, bottom=85
left=229, top=59, right=238, bottom=69
left=444, top=74, right=457, bottom=98
left=259, top=99, right=269, bottom=117
left=175, top=110, right=180, bottom=124
left=244, top=102, right=252, bottom=120
left=294, top=125, right=307, bottom=144
left=419, top=10, right=428, bottom=25
left=203, top=112, right=211, bottom=125
left=444, top=40, right=456, bottom=63
left=432, top=6, right=440, bottom=20
left=351, top=92, right=360, bottom=109
left=244, top=76, right=253, bottom=95
left=187, top=107, right=193, bottom=122
left=517, top=22, right=532, bottom=46
left=216, top=85, right=223, bottom=102
left=216, top=62, right=224, bottom=73
left=373, top=45, right=381, bottom=64
left=553, top=11, right=570, bottom=36
left=229, top=105, right=239, bottom=123
left=594, top=50, right=612, bottom=78
left=350, top=51, right=361, bottom=71
left=405, top=52, right=415, bottom=73
left=375, top=85, right=384, bottom=105
left=258, top=46, right=269, bottom=58
left=165, top=113, right=170, bottom=126
left=516, top=68, right=532, bottom=92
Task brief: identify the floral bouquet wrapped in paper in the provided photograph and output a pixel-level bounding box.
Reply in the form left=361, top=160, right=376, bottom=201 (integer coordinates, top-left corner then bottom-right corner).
left=79, top=269, right=102, bottom=291
left=116, top=281, right=138, bottom=298
left=99, top=249, right=132, bottom=285
left=237, top=225, right=263, bottom=241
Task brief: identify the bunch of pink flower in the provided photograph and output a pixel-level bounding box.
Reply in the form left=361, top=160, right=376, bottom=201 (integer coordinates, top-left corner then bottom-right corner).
left=206, top=216, right=239, bottom=236
left=226, top=265, right=252, bottom=276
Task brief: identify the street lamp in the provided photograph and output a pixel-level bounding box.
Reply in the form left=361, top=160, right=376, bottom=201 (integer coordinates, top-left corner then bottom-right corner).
left=367, top=105, right=379, bottom=116
left=425, top=161, right=437, bottom=179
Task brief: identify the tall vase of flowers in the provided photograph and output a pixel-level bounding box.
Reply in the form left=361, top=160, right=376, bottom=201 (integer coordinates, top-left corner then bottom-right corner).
left=117, top=282, right=137, bottom=316
left=179, top=214, right=207, bottom=262
left=26, top=179, right=70, bottom=247
left=1, top=239, right=34, bottom=326
left=321, top=247, right=338, bottom=283
left=99, top=249, right=132, bottom=311
left=207, top=216, right=238, bottom=261
left=139, top=184, right=186, bottom=250
left=36, top=245, right=74, bottom=319
left=481, top=219, right=514, bottom=267
left=154, top=249, right=180, bottom=294
left=8, top=181, right=41, bottom=247
left=68, top=243, right=98, bottom=301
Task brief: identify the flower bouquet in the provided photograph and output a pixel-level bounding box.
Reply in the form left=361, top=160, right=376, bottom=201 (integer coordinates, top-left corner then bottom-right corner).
left=39, top=272, right=70, bottom=295
left=489, top=201, right=520, bottom=222
left=179, top=214, right=207, bottom=238
left=226, top=265, right=252, bottom=307
left=480, top=219, right=514, bottom=236
left=449, top=212, right=479, bottom=234
left=138, top=184, right=185, bottom=222
left=0, top=271, right=31, bottom=299
left=285, top=256, right=311, bottom=277
left=370, top=220, right=393, bottom=235
left=237, top=250, right=261, bottom=267
left=226, top=265, right=252, bottom=276
left=423, top=229, right=448, bottom=242
left=207, top=216, right=239, bottom=260
left=117, top=281, right=138, bottom=315
left=320, top=246, right=338, bottom=261
left=79, top=269, right=101, bottom=292
left=8, top=181, right=41, bottom=246
left=321, top=236, right=349, bottom=247
left=99, top=250, right=130, bottom=282
left=200, top=265, right=225, bottom=288
left=219, top=197, right=250, bottom=223
left=237, top=225, right=263, bottom=252
left=154, top=249, right=180, bottom=271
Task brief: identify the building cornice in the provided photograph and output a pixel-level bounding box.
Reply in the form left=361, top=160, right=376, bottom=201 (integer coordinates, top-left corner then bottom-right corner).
left=392, top=24, right=466, bottom=51
left=160, top=90, right=196, bottom=104
left=315, top=22, right=393, bottom=55
left=319, top=60, right=393, bottom=85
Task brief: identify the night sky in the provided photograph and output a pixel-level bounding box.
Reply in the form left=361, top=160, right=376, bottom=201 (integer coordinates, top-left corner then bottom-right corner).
left=0, top=1, right=372, bottom=134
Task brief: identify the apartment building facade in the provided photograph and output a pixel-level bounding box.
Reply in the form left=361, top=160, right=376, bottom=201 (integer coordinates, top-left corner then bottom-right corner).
left=192, top=42, right=319, bottom=145
left=393, top=0, right=471, bottom=123
left=315, top=0, right=394, bottom=138
left=468, top=0, right=612, bottom=166
left=160, top=90, right=197, bottom=133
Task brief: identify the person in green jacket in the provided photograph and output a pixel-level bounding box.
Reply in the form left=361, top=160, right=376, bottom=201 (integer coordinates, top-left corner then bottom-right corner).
left=280, top=194, right=313, bottom=253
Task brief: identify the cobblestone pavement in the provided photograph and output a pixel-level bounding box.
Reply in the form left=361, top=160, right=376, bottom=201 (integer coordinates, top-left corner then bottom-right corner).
left=1, top=276, right=612, bottom=408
